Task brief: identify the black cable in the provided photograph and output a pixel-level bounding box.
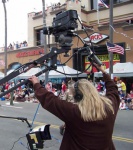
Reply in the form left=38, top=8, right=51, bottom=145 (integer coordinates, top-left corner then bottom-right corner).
left=76, top=36, right=80, bottom=80
left=77, top=18, right=96, bottom=53
left=62, top=51, right=77, bottom=65
left=59, top=54, right=67, bottom=78
left=10, top=135, right=29, bottom=150
left=43, top=54, right=92, bottom=76
left=40, top=34, right=93, bottom=77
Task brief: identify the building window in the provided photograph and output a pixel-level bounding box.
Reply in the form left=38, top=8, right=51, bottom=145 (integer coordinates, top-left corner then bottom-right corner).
left=91, top=0, right=109, bottom=10
left=36, top=29, right=45, bottom=46
left=126, top=19, right=133, bottom=24
left=115, top=0, right=130, bottom=3
left=91, top=0, right=97, bottom=10
left=90, top=0, right=129, bottom=10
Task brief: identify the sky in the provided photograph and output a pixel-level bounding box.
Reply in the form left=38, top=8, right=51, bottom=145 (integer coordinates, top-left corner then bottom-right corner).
left=0, top=0, right=60, bottom=47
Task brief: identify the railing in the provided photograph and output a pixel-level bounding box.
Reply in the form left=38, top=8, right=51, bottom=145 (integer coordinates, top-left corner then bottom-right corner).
left=50, top=3, right=67, bottom=14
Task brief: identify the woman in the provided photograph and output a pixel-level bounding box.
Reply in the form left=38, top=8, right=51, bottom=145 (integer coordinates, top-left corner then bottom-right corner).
left=61, top=81, right=67, bottom=95
left=29, top=64, right=120, bottom=150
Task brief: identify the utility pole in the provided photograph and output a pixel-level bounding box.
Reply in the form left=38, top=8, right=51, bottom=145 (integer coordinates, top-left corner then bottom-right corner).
left=2, top=0, right=13, bottom=105
left=42, top=0, right=49, bottom=85
left=109, top=0, right=113, bottom=78
left=2, top=0, right=7, bottom=76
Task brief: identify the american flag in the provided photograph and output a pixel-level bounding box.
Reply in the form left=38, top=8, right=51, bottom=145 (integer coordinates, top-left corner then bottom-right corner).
left=106, top=42, right=124, bottom=55
left=98, top=0, right=109, bottom=8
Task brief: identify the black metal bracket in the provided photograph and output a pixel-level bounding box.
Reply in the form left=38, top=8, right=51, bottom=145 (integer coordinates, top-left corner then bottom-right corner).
left=0, top=115, right=31, bottom=128
left=0, top=47, right=68, bottom=86
left=0, top=47, right=71, bottom=97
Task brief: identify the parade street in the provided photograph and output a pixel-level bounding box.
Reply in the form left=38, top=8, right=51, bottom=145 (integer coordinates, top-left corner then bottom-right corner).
left=0, top=101, right=133, bottom=150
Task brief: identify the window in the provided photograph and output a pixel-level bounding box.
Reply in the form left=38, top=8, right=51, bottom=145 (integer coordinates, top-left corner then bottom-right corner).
left=126, top=19, right=133, bottom=24
left=90, top=0, right=129, bottom=10
left=115, top=0, right=130, bottom=3
left=36, top=29, right=45, bottom=46
left=90, top=0, right=109, bottom=10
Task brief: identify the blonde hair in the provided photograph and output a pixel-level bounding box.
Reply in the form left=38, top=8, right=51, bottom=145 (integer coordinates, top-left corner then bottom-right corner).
left=76, top=79, right=114, bottom=121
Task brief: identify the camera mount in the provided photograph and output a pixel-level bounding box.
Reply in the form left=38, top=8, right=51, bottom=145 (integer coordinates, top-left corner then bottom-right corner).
left=0, top=115, right=31, bottom=127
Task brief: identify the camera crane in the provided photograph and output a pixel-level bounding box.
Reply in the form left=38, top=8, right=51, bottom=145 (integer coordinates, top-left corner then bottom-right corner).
left=0, top=10, right=102, bottom=98
left=0, top=10, right=102, bottom=150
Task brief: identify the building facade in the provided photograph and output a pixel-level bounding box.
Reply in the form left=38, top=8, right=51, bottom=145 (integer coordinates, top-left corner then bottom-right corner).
left=0, top=0, right=133, bottom=76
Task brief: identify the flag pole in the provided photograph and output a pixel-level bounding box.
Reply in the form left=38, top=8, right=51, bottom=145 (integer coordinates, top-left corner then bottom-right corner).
left=109, top=0, right=113, bottom=77
left=97, top=0, right=99, bottom=24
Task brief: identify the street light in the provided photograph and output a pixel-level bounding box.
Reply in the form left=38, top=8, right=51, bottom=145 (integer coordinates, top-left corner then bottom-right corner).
left=2, top=0, right=8, bottom=76
left=2, top=0, right=13, bottom=106
left=42, top=0, right=49, bottom=85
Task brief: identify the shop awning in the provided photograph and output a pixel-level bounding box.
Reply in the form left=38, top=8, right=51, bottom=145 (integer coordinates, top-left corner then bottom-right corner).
left=94, top=62, right=133, bottom=78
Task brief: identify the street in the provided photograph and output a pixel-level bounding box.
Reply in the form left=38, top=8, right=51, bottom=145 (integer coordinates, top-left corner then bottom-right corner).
left=0, top=101, right=133, bottom=150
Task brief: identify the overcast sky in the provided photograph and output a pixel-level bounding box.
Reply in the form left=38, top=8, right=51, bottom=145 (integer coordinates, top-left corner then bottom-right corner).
left=0, top=0, right=60, bottom=47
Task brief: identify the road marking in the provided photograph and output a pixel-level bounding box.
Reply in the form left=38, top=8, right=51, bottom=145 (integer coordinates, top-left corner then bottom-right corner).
left=6, top=102, right=19, bottom=105
left=0, top=102, right=23, bottom=109
left=1, top=115, right=132, bottom=144
left=112, top=136, right=133, bottom=143
left=28, top=120, right=133, bottom=143
left=28, top=120, right=59, bottom=129
left=1, top=105, right=23, bottom=109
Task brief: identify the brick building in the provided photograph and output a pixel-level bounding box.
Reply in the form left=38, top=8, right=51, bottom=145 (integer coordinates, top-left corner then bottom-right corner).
left=0, top=0, right=132, bottom=76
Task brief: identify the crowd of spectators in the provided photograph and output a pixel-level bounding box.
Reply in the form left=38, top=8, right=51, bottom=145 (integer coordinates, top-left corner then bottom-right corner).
left=8, top=41, right=28, bottom=50
left=0, top=77, right=133, bottom=112
left=95, top=78, right=133, bottom=110
left=0, top=80, right=37, bottom=103
left=51, top=2, right=61, bottom=11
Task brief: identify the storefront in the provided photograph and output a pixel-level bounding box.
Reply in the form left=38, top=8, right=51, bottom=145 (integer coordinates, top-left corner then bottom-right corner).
left=73, top=43, right=126, bottom=78
left=0, top=47, right=45, bottom=72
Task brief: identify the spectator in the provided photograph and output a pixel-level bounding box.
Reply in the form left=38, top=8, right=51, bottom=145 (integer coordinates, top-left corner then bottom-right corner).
left=54, top=89, right=58, bottom=96
left=96, top=82, right=101, bottom=92
left=8, top=81, right=15, bottom=89
left=1, top=83, right=5, bottom=92
left=14, top=89, right=25, bottom=102
left=119, top=80, right=127, bottom=97
left=59, top=80, right=75, bottom=135
left=8, top=43, right=13, bottom=50
left=16, top=41, right=19, bottom=49
left=119, top=99, right=127, bottom=110
left=125, top=90, right=133, bottom=107
left=61, top=81, right=67, bottom=95
left=100, top=80, right=105, bottom=91
left=23, top=40, right=28, bottom=47
left=45, top=82, right=52, bottom=92
left=117, top=80, right=122, bottom=93
left=5, top=82, right=10, bottom=90
left=128, top=99, right=133, bottom=110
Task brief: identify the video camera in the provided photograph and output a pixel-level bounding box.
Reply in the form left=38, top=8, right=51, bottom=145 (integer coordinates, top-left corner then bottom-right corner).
left=43, top=10, right=78, bottom=47
left=43, top=9, right=102, bottom=65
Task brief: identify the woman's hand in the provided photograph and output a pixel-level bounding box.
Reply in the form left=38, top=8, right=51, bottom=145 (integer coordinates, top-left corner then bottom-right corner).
left=28, top=75, right=40, bottom=85
left=93, top=63, right=106, bottom=74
